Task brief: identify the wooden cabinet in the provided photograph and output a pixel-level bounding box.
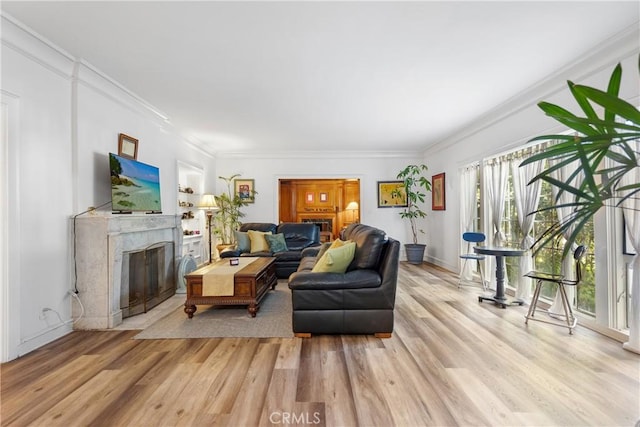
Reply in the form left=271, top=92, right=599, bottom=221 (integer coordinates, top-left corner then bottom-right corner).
left=182, top=234, right=203, bottom=265
left=343, top=179, right=360, bottom=226
left=278, top=180, right=295, bottom=222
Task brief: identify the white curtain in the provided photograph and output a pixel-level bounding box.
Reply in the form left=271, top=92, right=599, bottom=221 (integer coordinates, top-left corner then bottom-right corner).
left=621, top=139, right=640, bottom=354
left=460, top=164, right=479, bottom=280
left=484, top=159, right=509, bottom=288
left=486, top=159, right=509, bottom=245
left=548, top=158, right=583, bottom=314
left=511, top=156, right=543, bottom=301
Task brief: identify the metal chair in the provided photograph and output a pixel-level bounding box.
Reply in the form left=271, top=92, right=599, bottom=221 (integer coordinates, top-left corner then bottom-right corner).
left=458, top=232, right=487, bottom=291
left=523, top=245, right=586, bottom=334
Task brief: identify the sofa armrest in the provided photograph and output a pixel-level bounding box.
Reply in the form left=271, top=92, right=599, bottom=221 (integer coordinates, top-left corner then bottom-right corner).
left=301, top=244, right=325, bottom=259
left=219, top=247, right=240, bottom=258
left=288, top=269, right=381, bottom=290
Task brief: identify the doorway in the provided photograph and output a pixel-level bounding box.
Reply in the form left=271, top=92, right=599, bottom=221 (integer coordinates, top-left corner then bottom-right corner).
left=278, top=178, right=360, bottom=241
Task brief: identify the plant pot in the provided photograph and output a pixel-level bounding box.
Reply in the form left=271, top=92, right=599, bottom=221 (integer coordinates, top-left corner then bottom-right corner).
left=405, top=243, right=426, bottom=264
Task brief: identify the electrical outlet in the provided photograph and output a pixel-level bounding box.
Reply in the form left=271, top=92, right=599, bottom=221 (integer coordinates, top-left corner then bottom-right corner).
left=39, top=307, right=51, bottom=320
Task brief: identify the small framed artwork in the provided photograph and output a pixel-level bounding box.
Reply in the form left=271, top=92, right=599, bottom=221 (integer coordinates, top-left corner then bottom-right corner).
left=118, top=133, right=138, bottom=160
left=306, top=192, right=314, bottom=203
left=377, top=181, right=407, bottom=208
left=432, top=173, right=446, bottom=211
left=234, top=178, right=255, bottom=203
left=319, top=192, right=328, bottom=202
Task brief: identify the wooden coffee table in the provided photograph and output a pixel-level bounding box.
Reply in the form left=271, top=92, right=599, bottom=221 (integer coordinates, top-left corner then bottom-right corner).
left=183, top=257, right=277, bottom=318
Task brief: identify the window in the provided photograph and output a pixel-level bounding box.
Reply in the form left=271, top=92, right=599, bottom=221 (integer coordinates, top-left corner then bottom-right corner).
left=479, top=145, right=596, bottom=317
left=463, top=132, right=631, bottom=337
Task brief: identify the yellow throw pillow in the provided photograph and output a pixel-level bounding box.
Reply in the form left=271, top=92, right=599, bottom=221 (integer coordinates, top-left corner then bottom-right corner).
left=248, top=230, right=272, bottom=253
left=329, top=238, right=351, bottom=250
left=312, top=241, right=356, bottom=273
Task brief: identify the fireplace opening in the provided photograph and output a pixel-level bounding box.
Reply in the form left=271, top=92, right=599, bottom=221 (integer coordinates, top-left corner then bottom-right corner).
left=301, top=218, right=333, bottom=232
left=120, top=241, right=176, bottom=318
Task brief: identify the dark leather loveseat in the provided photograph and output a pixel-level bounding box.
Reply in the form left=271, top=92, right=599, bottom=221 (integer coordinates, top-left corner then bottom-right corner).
left=220, top=222, right=321, bottom=279
left=287, top=223, right=400, bottom=337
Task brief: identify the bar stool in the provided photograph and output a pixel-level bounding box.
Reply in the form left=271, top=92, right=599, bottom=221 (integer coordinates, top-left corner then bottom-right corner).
left=523, top=245, right=586, bottom=334
left=458, top=232, right=487, bottom=291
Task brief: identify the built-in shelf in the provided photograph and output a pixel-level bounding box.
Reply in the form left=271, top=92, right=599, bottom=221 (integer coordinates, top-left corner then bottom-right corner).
left=177, top=161, right=205, bottom=264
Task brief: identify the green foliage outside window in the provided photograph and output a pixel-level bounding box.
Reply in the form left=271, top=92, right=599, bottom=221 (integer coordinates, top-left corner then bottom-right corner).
left=502, top=176, right=596, bottom=316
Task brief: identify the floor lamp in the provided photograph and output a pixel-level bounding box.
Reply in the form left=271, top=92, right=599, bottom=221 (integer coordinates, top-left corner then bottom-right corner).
left=198, top=194, right=220, bottom=264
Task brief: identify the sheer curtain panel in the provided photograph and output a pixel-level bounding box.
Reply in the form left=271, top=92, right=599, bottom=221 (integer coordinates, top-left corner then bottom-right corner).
left=484, top=159, right=509, bottom=289
left=622, top=140, right=640, bottom=354
left=460, top=165, right=479, bottom=280
left=549, top=158, right=583, bottom=314
left=511, top=156, right=543, bottom=301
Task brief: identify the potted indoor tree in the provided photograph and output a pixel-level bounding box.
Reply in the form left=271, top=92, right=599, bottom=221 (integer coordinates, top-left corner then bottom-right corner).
left=521, top=58, right=640, bottom=256
left=212, top=174, right=254, bottom=252
left=392, top=164, right=432, bottom=264
left=521, top=58, right=639, bottom=353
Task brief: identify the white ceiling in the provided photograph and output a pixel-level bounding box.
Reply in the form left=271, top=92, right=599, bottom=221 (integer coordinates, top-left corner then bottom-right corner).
left=2, top=1, right=638, bottom=155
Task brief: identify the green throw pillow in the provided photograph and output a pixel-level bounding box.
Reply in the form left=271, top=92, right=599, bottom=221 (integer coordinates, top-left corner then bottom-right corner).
left=311, top=241, right=356, bottom=273
left=234, top=231, right=251, bottom=253
left=265, top=233, right=288, bottom=253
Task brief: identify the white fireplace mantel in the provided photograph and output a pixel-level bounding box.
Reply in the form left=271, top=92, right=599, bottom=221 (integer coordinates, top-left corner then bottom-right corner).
left=73, top=214, right=182, bottom=329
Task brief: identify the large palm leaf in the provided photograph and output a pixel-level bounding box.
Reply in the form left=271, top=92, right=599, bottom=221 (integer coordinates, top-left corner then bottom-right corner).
left=521, top=58, right=640, bottom=255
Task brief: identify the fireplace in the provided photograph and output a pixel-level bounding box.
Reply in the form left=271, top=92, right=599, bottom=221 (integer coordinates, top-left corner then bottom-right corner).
left=121, top=241, right=175, bottom=318
left=301, top=218, right=333, bottom=232
left=73, top=215, right=182, bottom=329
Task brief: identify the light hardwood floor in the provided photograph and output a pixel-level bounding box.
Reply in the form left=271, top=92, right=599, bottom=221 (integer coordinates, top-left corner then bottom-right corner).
left=2, top=263, right=639, bottom=426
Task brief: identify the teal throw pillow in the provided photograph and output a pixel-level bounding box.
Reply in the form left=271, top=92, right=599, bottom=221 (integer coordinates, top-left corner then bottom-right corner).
left=265, top=233, right=288, bottom=253
left=234, top=231, right=251, bottom=253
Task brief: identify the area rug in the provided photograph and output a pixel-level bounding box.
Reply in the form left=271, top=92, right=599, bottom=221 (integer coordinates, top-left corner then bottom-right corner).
left=134, top=282, right=293, bottom=339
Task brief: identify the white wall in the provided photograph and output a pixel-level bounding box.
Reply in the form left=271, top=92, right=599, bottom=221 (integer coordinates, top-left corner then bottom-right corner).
left=1, top=19, right=74, bottom=360
left=421, top=27, right=639, bottom=273
left=0, top=16, right=216, bottom=361
left=2, top=14, right=637, bottom=360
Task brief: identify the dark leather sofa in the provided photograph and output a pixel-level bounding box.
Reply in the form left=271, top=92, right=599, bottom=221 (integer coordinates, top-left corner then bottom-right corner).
left=287, top=223, right=400, bottom=337
left=220, top=222, right=321, bottom=279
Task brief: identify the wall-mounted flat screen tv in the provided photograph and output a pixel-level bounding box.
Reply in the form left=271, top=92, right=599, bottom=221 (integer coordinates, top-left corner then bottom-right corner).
left=109, top=153, right=162, bottom=213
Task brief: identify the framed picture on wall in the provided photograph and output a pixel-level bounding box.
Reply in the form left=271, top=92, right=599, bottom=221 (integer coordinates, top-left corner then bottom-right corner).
left=234, top=178, right=255, bottom=203
left=377, top=181, right=407, bottom=208
left=118, top=133, right=138, bottom=160
left=432, top=173, right=445, bottom=210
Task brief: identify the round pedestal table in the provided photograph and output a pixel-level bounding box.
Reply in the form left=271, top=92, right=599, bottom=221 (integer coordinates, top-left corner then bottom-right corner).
left=473, top=246, right=527, bottom=309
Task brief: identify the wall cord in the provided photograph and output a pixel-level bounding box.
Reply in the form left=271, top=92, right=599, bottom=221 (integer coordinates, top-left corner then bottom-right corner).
left=72, top=200, right=111, bottom=294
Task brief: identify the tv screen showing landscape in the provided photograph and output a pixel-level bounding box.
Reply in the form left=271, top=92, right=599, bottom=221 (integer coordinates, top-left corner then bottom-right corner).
left=109, top=153, right=162, bottom=213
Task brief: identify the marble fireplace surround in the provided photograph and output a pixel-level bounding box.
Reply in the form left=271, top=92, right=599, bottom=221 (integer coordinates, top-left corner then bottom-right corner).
left=73, top=214, right=182, bottom=329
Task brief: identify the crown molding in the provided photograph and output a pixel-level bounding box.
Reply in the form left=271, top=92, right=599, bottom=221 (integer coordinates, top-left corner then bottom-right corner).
left=2, top=12, right=171, bottom=129
left=1, top=13, right=74, bottom=79
left=215, top=150, right=422, bottom=159
left=73, top=60, right=171, bottom=128
left=182, top=138, right=217, bottom=159
left=425, top=23, right=640, bottom=156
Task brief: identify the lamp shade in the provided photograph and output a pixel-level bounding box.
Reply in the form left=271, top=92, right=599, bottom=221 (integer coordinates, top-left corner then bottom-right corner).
left=345, top=201, right=359, bottom=211
left=198, top=194, right=220, bottom=211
